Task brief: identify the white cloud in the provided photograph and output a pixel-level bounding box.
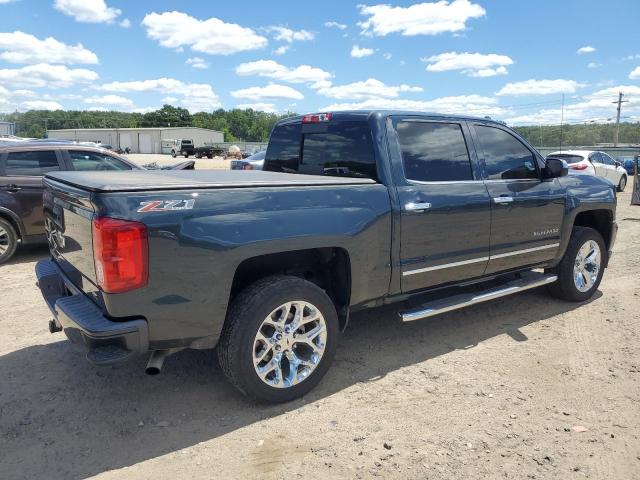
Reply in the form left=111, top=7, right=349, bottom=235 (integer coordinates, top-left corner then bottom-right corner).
left=383, top=53, right=392, bottom=60
left=322, top=94, right=505, bottom=118
left=21, top=100, right=63, bottom=110
left=0, top=0, right=19, bottom=4
left=12, top=89, right=37, bottom=97
left=142, top=11, right=268, bottom=55
left=162, top=96, right=178, bottom=104
left=505, top=85, right=640, bottom=125
left=235, top=60, right=332, bottom=88
left=351, top=45, right=374, bottom=58
left=186, top=57, right=209, bottom=69
left=358, top=0, right=485, bottom=37
left=119, top=18, right=131, bottom=28
left=0, top=31, right=98, bottom=64
left=423, top=52, right=513, bottom=77
left=236, top=103, right=278, bottom=113
left=496, top=79, right=586, bottom=96
left=324, top=21, right=347, bottom=30
left=268, top=26, right=314, bottom=43
left=587, top=62, right=601, bottom=69
left=98, top=77, right=221, bottom=112
left=630, top=66, right=640, bottom=79
left=84, top=95, right=134, bottom=108
left=623, top=54, right=640, bottom=61
left=318, top=78, right=422, bottom=100
left=231, top=84, right=304, bottom=101
left=273, top=45, right=290, bottom=56
left=576, top=45, right=595, bottom=54
left=53, top=0, right=121, bottom=24
left=0, top=63, right=98, bottom=88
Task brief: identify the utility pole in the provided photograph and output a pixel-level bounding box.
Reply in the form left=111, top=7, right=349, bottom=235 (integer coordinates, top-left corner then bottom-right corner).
left=43, top=118, right=49, bottom=138
left=613, top=92, right=628, bottom=147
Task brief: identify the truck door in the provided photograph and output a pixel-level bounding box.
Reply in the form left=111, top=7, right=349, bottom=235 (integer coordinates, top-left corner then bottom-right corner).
left=388, top=117, right=491, bottom=293
left=470, top=123, right=565, bottom=274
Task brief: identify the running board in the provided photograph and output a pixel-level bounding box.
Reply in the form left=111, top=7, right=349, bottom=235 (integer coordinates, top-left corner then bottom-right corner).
left=400, top=272, right=557, bottom=322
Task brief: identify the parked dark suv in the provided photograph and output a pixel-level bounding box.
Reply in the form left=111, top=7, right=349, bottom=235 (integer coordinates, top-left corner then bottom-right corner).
left=0, top=141, right=140, bottom=263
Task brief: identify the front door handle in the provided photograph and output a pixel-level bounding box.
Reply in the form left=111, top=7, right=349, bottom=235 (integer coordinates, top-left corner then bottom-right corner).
left=493, top=196, right=514, bottom=204
left=405, top=202, right=432, bottom=212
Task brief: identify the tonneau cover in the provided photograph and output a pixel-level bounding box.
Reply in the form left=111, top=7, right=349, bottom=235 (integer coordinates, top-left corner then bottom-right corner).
left=45, top=170, right=376, bottom=193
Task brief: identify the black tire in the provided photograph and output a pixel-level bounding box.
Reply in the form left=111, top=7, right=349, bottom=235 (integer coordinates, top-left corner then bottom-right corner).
left=547, top=226, right=606, bottom=302
left=171, top=150, right=176, bottom=158
left=0, top=218, right=18, bottom=265
left=195, top=153, right=202, bottom=159
left=184, top=154, right=189, bottom=158
left=218, top=275, right=339, bottom=403
left=207, top=154, right=213, bottom=159
left=617, top=175, right=627, bottom=192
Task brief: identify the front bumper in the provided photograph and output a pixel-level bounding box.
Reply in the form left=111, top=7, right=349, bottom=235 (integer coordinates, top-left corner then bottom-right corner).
left=36, top=259, right=148, bottom=366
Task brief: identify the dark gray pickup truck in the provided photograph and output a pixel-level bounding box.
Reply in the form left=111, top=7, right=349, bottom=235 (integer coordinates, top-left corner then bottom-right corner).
left=36, top=111, right=617, bottom=402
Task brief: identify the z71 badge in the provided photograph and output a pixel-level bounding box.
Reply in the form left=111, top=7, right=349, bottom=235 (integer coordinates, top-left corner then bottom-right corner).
left=137, top=199, right=195, bottom=212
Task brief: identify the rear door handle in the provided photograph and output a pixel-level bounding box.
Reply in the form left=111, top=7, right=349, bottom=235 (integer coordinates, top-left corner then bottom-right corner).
left=493, top=196, right=514, bottom=204
left=405, top=202, right=432, bottom=212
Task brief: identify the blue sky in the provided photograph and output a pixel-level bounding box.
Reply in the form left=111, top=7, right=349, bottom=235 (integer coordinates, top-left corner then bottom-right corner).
left=1, top=0, right=640, bottom=125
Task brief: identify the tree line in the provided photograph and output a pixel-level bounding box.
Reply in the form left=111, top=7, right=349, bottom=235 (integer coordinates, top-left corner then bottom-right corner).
left=2, top=106, right=640, bottom=146
left=0, top=105, right=291, bottom=142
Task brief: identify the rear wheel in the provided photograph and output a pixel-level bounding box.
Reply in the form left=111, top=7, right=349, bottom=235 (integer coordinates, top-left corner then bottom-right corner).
left=171, top=150, right=176, bottom=158
left=0, top=218, right=18, bottom=264
left=218, top=275, right=339, bottom=403
left=617, top=175, right=627, bottom=192
left=548, top=226, right=605, bottom=302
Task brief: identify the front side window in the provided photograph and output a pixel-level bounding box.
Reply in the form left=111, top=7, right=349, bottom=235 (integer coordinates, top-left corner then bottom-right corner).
left=394, top=121, right=473, bottom=182
left=5, top=150, right=59, bottom=176
left=264, top=122, right=377, bottom=180
left=68, top=150, right=132, bottom=171
left=475, top=125, right=538, bottom=180
left=589, top=152, right=603, bottom=163
left=600, top=152, right=614, bottom=165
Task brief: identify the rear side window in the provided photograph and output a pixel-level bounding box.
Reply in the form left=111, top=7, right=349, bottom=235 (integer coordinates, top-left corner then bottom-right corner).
left=264, top=122, right=377, bottom=180
left=68, top=150, right=132, bottom=171
left=5, top=150, right=59, bottom=176
left=394, top=121, right=473, bottom=182
left=475, top=125, right=538, bottom=180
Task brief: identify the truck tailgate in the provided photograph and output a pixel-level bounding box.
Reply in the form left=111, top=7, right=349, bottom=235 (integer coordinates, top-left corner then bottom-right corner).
left=43, top=177, right=97, bottom=289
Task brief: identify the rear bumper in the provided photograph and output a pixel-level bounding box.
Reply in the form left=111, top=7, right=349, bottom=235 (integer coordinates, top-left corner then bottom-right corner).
left=36, top=259, right=148, bottom=366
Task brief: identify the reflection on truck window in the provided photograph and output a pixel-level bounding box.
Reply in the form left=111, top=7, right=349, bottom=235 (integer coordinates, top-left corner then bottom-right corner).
left=69, top=150, right=132, bottom=171
left=476, top=125, right=538, bottom=180
left=264, top=122, right=377, bottom=181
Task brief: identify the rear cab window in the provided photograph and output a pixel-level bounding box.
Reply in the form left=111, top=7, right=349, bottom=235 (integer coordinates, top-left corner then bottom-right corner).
left=264, top=120, right=378, bottom=181
left=4, top=150, right=61, bottom=176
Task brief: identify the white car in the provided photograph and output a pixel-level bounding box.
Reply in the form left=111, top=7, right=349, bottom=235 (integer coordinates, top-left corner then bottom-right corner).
left=548, top=150, right=628, bottom=192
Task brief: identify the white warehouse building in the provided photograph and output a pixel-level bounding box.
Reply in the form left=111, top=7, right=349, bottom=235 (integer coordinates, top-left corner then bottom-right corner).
left=47, top=127, right=224, bottom=154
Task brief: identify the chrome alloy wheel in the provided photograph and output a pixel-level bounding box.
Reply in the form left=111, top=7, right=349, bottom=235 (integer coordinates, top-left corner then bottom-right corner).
left=0, top=225, right=8, bottom=255
left=573, top=239, right=601, bottom=292
left=253, top=301, right=327, bottom=388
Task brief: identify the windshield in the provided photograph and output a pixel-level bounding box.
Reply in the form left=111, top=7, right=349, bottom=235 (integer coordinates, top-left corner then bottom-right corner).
left=547, top=154, right=584, bottom=164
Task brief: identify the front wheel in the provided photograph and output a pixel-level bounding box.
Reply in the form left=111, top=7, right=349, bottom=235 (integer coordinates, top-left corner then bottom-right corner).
left=617, top=175, right=627, bottom=192
left=218, top=275, right=339, bottom=403
left=548, top=226, right=605, bottom=302
left=171, top=150, right=176, bottom=158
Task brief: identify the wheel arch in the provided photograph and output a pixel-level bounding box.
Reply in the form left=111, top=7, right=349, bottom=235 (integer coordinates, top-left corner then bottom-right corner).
left=0, top=207, right=24, bottom=240
left=572, top=209, right=614, bottom=251
left=228, top=247, right=352, bottom=330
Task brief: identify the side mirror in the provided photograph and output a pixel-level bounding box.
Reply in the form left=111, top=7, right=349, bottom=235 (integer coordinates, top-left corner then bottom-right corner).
left=614, top=161, right=623, bottom=168
left=543, top=157, right=568, bottom=178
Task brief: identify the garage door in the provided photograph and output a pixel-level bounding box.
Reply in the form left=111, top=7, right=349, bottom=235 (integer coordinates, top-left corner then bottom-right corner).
left=139, top=134, right=152, bottom=154
left=119, top=133, right=132, bottom=151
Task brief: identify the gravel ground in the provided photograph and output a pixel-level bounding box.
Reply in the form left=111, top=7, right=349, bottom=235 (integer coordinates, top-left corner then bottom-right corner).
left=1, top=191, right=638, bottom=480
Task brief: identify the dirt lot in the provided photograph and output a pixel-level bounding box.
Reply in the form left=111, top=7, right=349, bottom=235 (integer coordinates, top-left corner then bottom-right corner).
left=1, top=192, right=639, bottom=480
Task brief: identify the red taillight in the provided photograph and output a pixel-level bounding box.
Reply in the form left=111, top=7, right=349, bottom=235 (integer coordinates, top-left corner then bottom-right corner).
left=569, top=163, right=588, bottom=170
left=302, top=112, right=331, bottom=124
left=92, top=217, right=148, bottom=293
